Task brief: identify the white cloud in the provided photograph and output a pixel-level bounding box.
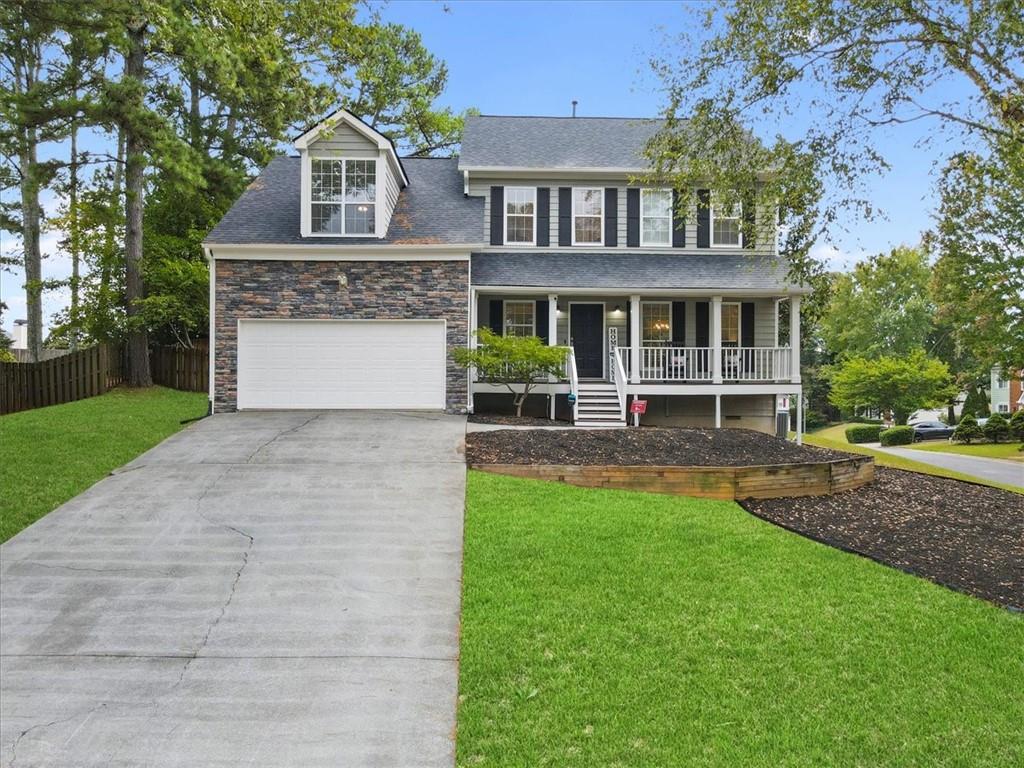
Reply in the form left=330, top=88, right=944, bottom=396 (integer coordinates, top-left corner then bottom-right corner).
left=810, top=241, right=870, bottom=271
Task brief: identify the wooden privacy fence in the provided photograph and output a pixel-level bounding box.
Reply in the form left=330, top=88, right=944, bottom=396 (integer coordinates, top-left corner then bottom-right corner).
left=149, top=344, right=209, bottom=394
left=0, top=344, right=125, bottom=415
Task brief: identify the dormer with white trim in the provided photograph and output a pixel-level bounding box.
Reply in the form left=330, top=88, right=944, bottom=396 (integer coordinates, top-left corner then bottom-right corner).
left=295, top=108, right=409, bottom=239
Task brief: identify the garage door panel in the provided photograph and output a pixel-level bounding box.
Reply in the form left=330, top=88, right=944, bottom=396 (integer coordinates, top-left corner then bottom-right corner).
left=238, top=320, right=446, bottom=410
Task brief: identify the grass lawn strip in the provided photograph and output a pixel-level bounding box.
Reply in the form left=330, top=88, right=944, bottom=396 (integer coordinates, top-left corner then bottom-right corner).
left=0, top=387, right=208, bottom=542
left=457, top=471, right=1024, bottom=767
left=466, top=426, right=846, bottom=466
left=907, top=440, right=1024, bottom=461
left=743, top=467, right=1024, bottom=610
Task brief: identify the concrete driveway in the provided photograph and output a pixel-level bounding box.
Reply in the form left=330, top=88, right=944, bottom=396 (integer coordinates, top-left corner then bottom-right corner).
left=869, top=443, right=1024, bottom=487
left=1, top=411, right=467, bottom=767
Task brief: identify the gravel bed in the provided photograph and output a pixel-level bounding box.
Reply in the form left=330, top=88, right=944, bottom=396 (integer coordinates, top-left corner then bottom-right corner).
left=465, top=427, right=847, bottom=467
left=743, top=468, right=1024, bottom=610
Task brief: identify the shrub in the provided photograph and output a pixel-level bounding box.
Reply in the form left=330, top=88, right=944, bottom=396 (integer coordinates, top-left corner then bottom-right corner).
left=952, top=414, right=982, bottom=444
left=847, top=415, right=883, bottom=424
left=982, top=411, right=1010, bottom=443
left=805, top=410, right=829, bottom=430
left=880, top=425, right=914, bottom=446
left=1009, top=409, right=1024, bottom=441
left=845, top=424, right=883, bottom=443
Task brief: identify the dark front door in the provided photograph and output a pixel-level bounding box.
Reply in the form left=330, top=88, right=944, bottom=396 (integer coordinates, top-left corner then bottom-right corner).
left=570, top=303, right=604, bottom=378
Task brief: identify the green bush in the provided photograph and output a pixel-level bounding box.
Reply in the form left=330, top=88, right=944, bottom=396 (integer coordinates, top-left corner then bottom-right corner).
left=1009, top=409, right=1024, bottom=441
left=952, top=414, right=982, bottom=444
left=982, top=412, right=1010, bottom=443
left=805, top=410, right=829, bottom=430
left=845, top=424, right=883, bottom=443
left=880, top=425, right=914, bottom=446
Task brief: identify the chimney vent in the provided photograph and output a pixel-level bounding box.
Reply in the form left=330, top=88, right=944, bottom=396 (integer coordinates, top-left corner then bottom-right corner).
left=571, top=100, right=578, bottom=118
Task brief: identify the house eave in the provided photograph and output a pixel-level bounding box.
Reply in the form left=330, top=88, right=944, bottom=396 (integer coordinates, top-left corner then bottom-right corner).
left=203, top=242, right=480, bottom=261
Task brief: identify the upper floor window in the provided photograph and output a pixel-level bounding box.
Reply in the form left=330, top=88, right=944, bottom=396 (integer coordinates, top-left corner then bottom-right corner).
left=711, top=198, right=742, bottom=247
left=572, top=187, right=603, bottom=245
left=505, top=187, right=536, bottom=244
left=994, top=371, right=1007, bottom=388
left=503, top=300, right=535, bottom=337
left=311, top=158, right=376, bottom=235
left=641, top=189, right=672, bottom=247
left=642, top=302, right=671, bottom=345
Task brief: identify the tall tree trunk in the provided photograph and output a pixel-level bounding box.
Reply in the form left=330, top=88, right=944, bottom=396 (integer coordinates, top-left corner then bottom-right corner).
left=15, top=42, right=43, bottom=363
left=99, top=128, right=125, bottom=331
left=69, top=116, right=80, bottom=349
left=123, top=19, right=151, bottom=387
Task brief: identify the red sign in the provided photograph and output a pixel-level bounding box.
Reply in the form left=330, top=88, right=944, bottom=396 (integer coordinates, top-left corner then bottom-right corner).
left=629, top=399, right=648, bottom=415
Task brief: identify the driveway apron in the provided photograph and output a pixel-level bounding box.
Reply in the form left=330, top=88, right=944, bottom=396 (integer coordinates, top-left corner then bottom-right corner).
left=0, top=411, right=467, bottom=767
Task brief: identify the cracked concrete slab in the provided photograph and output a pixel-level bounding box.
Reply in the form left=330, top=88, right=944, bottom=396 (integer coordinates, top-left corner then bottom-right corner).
left=1, top=411, right=467, bottom=767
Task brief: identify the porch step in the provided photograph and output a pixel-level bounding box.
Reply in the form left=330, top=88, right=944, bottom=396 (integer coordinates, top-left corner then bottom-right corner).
left=577, top=397, right=620, bottom=405
left=578, top=403, right=622, bottom=412
left=576, top=411, right=626, bottom=421
left=578, top=383, right=617, bottom=391
left=574, top=421, right=627, bottom=429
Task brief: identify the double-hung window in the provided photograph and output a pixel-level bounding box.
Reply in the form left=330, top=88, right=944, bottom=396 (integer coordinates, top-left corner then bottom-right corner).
left=711, top=196, right=742, bottom=247
left=572, top=188, right=603, bottom=245
left=503, top=301, right=536, bottom=337
left=505, top=187, right=536, bottom=245
left=310, top=158, right=377, bottom=235
left=641, top=189, right=672, bottom=247
left=722, top=303, right=741, bottom=346
left=642, top=302, right=671, bottom=345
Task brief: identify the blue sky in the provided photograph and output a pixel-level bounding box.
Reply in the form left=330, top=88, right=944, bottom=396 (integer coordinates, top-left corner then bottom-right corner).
left=2, top=0, right=962, bottom=335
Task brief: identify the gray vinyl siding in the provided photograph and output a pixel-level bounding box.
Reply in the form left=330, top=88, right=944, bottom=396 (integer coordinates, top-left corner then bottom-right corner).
left=469, top=177, right=776, bottom=256
left=384, top=163, right=401, bottom=225
left=306, top=122, right=378, bottom=157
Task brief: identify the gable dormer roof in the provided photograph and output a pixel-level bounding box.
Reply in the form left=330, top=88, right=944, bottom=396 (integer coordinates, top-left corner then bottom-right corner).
left=459, top=115, right=665, bottom=172
left=294, top=107, right=409, bottom=186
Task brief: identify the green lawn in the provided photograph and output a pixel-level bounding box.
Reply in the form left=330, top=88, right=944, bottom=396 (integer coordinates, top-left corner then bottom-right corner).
left=907, top=440, right=1024, bottom=461
left=0, top=387, right=207, bottom=542
left=457, top=471, right=1024, bottom=767
left=804, top=424, right=1023, bottom=493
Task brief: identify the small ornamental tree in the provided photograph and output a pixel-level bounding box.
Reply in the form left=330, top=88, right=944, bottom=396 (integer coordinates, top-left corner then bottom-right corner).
left=828, top=350, right=957, bottom=425
left=1009, top=409, right=1024, bottom=442
left=453, top=328, right=568, bottom=417
left=982, top=412, right=1010, bottom=443
left=952, top=415, right=982, bottom=444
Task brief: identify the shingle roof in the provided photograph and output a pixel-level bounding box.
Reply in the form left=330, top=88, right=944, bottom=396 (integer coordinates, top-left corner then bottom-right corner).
left=459, top=115, right=664, bottom=170
left=471, top=252, right=803, bottom=292
left=204, top=156, right=482, bottom=245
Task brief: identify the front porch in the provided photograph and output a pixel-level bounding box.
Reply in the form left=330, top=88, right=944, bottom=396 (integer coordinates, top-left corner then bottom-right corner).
left=468, top=289, right=805, bottom=436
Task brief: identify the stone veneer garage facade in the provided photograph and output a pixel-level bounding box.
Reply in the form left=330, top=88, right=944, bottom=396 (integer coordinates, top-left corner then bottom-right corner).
left=213, top=258, right=469, bottom=413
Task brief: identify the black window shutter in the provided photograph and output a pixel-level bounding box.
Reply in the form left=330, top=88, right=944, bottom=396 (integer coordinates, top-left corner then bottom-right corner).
left=604, top=188, right=618, bottom=247
left=743, top=194, right=756, bottom=249
left=671, top=189, right=686, bottom=248
left=558, top=187, right=572, bottom=246
left=696, top=189, right=710, bottom=248
left=626, top=188, right=640, bottom=247
left=536, top=188, right=550, bottom=247
left=490, top=186, right=504, bottom=246
left=695, top=301, right=710, bottom=346
left=535, top=300, right=549, bottom=343
left=741, top=302, right=755, bottom=346
left=488, top=300, right=503, bottom=334
left=671, top=301, right=686, bottom=344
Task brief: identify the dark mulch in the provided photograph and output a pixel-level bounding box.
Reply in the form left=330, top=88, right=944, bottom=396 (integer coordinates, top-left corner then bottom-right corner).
left=743, top=468, right=1024, bottom=611
left=465, top=427, right=847, bottom=466
left=468, top=414, right=571, bottom=427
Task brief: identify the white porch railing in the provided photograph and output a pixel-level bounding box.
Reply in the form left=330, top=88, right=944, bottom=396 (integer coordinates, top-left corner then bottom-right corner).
left=616, top=346, right=791, bottom=383
left=721, top=347, right=791, bottom=382
left=612, top=347, right=628, bottom=421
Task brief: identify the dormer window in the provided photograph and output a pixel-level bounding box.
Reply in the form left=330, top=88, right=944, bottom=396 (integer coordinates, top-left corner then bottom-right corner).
left=310, top=158, right=377, bottom=235
left=572, top=187, right=603, bottom=245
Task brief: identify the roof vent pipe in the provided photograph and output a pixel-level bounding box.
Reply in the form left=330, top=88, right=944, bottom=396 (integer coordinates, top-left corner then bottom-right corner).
left=571, top=100, right=578, bottom=118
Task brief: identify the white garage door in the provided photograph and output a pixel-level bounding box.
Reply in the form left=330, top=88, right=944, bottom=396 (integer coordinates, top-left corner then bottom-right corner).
left=237, top=319, right=446, bottom=410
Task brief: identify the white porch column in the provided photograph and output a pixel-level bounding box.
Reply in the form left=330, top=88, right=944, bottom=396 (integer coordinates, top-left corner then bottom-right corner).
left=711, top=295, right=723, bottom=384
left=547, top=294, right=558, bottom=346
left=715, top=394, right=722, bottom=429
left=795, top=392, right=803, bottom=445
left=629, top=294, right=641, bottom=384
left=468, top=288, right=478, bottom=413
left=789, top=295, right=801, bottom=384
left=773, top=298, right=781, bottom=346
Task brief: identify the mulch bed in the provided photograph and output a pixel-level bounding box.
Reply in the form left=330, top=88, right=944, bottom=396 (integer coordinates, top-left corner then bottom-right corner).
left=465, top=427, right=847, bottom=466
left=468, top=414, right=571, bottom=427
left=743, top=468, right=1024, bottom=611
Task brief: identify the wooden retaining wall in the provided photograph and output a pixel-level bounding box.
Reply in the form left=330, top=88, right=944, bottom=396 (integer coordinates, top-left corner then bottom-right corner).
left=470, top=456, right=874, bottom=500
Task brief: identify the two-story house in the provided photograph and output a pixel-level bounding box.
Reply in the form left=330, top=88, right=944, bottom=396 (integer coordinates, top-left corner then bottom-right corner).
left=204, top=109, right=808, bottom=436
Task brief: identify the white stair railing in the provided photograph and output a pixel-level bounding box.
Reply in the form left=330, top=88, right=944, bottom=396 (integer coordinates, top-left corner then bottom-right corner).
left=613, top=347, right=628, bottom=422
left=566, top=348, right=580, bottom=424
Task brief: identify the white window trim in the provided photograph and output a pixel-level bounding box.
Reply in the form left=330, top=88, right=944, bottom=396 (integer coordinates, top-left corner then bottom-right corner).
left=641, top=301, right=673, bottom=346
left=503, top=187, right=537, bottom=246
left=710, top=198, right=743, bottom=248
left=721, top=301, right=742, bottom=346
left=640, top=189, right=673, bottom=248
left=306, top=155, right=379, bottom=238
left=571, top=187, right=604, bottom=246
left=997, top=403, right=1010, bottom=413
left=503, top=300, right=536, bottom=337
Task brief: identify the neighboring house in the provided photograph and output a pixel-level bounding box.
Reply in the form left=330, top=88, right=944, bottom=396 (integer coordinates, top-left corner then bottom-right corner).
left=990, top=366, right=1022, bottom=414
left=204, top=110, right=807, bottom=433
left=10, top=319, right=27, bottom=350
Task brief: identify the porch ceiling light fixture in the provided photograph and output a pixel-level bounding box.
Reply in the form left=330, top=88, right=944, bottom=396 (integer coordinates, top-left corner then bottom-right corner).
left=613, top=304, right=623, bottom=313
